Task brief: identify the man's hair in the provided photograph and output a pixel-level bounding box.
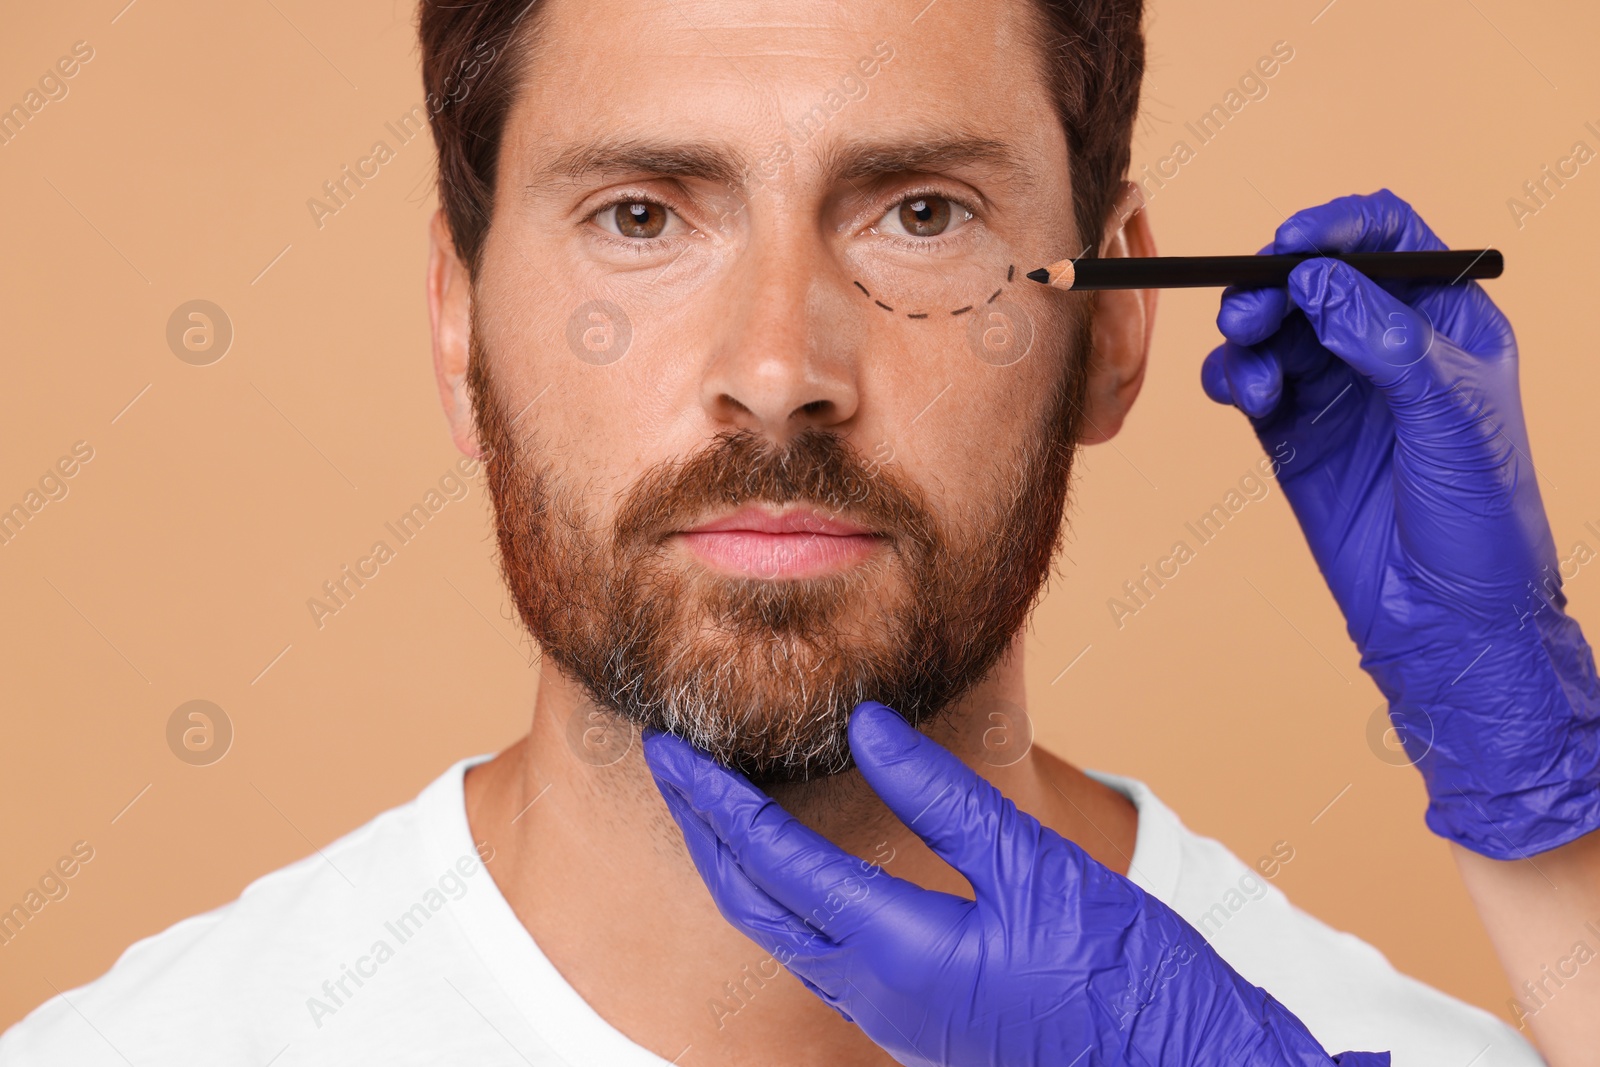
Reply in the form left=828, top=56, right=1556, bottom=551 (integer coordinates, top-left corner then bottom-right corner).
left=417, top=0, right=1145, bottom=280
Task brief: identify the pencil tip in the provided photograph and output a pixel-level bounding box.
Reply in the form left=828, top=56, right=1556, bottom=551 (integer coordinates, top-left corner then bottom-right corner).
left=1025, top=268, right=1050, bottom=284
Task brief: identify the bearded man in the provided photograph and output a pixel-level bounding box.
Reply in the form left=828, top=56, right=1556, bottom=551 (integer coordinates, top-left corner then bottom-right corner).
left=5, top=0, right=1599, bottom=1064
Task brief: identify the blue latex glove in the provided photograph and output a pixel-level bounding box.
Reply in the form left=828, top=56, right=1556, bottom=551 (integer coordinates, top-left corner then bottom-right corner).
left=1203, top=189, right=1600, bottom=860
left=645, top=701, right=1390, bottom=1067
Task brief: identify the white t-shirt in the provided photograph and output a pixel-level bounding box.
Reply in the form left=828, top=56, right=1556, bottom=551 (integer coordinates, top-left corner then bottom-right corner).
left=0, top=755, right=1542, bottom=1066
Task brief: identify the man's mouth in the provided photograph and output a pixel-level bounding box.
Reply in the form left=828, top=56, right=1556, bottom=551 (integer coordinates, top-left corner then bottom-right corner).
left=675, top=505, right=884, bottom=579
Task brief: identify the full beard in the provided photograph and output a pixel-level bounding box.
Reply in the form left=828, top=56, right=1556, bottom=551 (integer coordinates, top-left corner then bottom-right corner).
left=469, top=309, right=1090, bottom=785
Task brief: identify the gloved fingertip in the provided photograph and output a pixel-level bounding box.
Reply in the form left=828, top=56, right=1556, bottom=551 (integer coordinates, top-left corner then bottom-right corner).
left=640, top=725, right=672, bottom=761
left=1200, top=347, right=1234, bottom=406
left=1235, top=367, right=1283, bottom=420
left=1272, top=203, right=1354, bottom=255
left=1251, top=390, right=1283, bottom=419
left=642, top=729, right=700, bottom=791
left=1286, top=256, right=1342, bottom=306
left=1214, top=301, right=1253, bottom=345
left=847, top=701, right=919, bottom=762
left=1271, top=222, right=1318, bottom=256
left=1288, top=257, right=1391, bottom=350
left=1216, top=286, right=1288, bottom=347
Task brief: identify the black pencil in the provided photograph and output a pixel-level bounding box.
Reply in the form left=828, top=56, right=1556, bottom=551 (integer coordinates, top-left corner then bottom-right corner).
left=1025, top=249, right=1503, bottom=291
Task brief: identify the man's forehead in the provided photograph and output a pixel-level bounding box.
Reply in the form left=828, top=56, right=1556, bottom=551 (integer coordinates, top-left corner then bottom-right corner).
left=517, top=0, right=1046, bottom=126
left=531, top=0, right=1030, bottom=60
left=510, top=0, right=1053, bottom=195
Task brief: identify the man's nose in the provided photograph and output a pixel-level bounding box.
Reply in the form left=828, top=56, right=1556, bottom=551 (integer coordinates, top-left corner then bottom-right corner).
left=698, top=238, right=862, bottom=444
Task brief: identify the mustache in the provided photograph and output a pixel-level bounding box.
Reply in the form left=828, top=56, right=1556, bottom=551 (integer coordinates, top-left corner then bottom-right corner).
left=611, top=428, right=937, bottom=553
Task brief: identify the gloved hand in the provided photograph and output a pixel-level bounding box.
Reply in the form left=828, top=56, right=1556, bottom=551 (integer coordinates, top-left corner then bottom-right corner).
left=645, top=701, right=1389, bottom=1067
left=1203, top=189, right=1600, bottom=860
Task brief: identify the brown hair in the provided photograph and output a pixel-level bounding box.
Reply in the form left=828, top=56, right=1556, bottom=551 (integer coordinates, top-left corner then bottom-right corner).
left=418, top=0, right=1145, bottom=279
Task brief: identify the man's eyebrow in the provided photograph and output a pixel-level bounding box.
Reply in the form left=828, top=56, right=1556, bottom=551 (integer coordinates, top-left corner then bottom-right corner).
left=821, top=134, right=1036, bottom=191
left=527, top=137, right=751, bottom=194
left=526, top=132, right=1037, bottom=197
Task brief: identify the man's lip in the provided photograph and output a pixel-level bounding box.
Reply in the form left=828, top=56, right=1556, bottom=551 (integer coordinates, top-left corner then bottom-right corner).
left=675, top=506, right=882, bottom=579
left=680, top=506, right=873, bottom=537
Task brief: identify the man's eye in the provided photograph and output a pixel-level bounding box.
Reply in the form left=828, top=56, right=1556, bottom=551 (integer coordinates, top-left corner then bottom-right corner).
left=596, top=200, right=678, bottom=239
left=876, top=195, right=974, bottom=238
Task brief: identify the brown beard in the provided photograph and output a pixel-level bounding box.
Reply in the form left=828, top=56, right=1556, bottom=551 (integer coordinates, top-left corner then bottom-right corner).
left=468, top=305, right=1091, bottom=784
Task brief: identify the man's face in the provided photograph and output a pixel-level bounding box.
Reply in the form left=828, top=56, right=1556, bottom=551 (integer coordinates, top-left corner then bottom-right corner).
left=466, top=0, right=1089, bottom=782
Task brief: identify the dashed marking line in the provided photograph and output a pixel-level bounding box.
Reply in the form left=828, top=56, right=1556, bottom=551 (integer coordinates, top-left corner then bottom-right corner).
left=852, top=265, right=1013, bottom=318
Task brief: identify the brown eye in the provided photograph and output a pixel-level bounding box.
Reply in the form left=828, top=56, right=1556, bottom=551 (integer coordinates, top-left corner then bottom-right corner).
left=614, top=201, right=668, bottom=239
left=898, top=196, right=953, bottom=237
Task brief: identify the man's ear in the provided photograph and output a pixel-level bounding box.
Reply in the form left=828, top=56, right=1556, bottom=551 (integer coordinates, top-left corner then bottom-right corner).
left=427, top=209, right=483, bottom=458
left=1079, top=181, right=1157, bottom=445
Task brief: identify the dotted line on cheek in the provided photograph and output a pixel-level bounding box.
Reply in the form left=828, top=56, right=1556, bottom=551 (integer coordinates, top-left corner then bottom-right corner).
left=851, top=265, right=1016, bottom=319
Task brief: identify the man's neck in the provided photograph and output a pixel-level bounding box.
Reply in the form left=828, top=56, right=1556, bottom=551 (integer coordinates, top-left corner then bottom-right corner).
left=462, top=637, right=1137, bottom=1066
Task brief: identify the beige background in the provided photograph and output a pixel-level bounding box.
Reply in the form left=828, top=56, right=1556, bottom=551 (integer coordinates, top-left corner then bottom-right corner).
left=3, top=0, right=1598, bottom=1037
